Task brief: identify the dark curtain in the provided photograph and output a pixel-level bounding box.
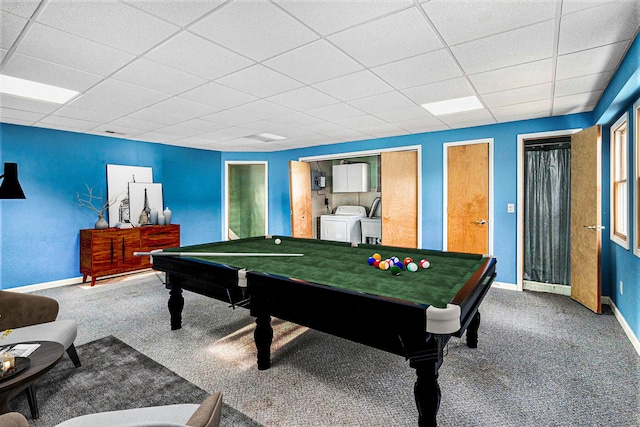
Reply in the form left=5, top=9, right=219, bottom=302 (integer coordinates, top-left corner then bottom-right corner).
left=524, top=147, right=571, bottom=285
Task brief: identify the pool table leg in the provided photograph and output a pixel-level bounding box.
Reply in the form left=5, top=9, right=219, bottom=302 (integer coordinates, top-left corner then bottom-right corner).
left=254, top=314, right=273, bottom=370
left=168, top=282, right=184, bottom=330
left=412, top=359, right=440, bottom=427
left=466, top=311, right=481, bottom=348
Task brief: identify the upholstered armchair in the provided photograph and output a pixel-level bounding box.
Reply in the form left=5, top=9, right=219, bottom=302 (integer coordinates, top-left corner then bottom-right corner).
left=0, top=290, right=81, bottom=367
left=55, top=392, right=223, bottom=427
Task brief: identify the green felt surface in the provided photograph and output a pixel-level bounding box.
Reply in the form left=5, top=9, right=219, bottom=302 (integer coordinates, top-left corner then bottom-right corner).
left=165, top=236, right=487, bottom=308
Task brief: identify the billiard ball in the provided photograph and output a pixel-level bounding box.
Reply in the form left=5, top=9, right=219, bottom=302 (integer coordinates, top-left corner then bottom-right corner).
left=403, top=257, right=413, bottom=266
left=420, top=259, right=430, bottom=269
left=379, top=260, right=389, bottom=270
left=390, top=266, right=401, bottom=275
left=394, top=261, right=404, bottom=269
left=372, top=253, right=382, bottom=261
left=373, top=260, right=381, bottom=268
left=367, top=257, right=376, bottom=266
left=407, top=262, right=418, bottom=272
left=275, top=238, right=282, bottom=245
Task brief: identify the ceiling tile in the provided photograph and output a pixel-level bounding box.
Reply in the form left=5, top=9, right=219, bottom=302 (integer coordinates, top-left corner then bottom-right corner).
left=0, top=107, right=45, bottom=123
left=0, top=11, right=27, bottom=49
left=436, top=108, right=494, bottom=126
left=0, top=48, right=6, bottom=62
left=264, top=40, right=363, bottom=84
left=200, top=127, right=255, bottom=142
left=553, top=91, right=602, bottom=112
left=0, top=94, right=61, bottom=114
left=2, top=53, right=103, bottom=92
left=83, top=79, right=170, bottom=110
left=347, top=91, right=414, bottom=114
left=37, top=115, right=100, bottom=132
left=333, top=114, right=388, bottom=129
left=52, top=105, right=124, bottom=123
left=372, top=49, right=462, bottom=89
left=0, top=1, right=40, bottom=18
left=373, top=106, right=438, bottom=124
left=305, top=103, right=366, bottom=121
left=112, top=58, right=206, bottom=95
left=175, top=119, right=229, bottom=132
left=555, top=41, right=629, bottom=80
left=311, top=70, right=393, bottom=102
left=451, top=20, right=556, bottom=75
left=560, top=0, right=619, bottom=15
left=146, top=32, right=254, bottom=81
left=215, top=65, right=304, bottom=98
left=181, top=82, right=257, bottom=109
left=401, top=77, right=475, bottom=104
left=267, top=87, right=339, bottom=111
left=189, top=1, right=318, bottom=61
left=154, top=124, right=203, bottom=138
left=558, top=1, right=639, bottom=55
left=491, top=99, right=551, bottom=120
left=126, top=108, right=192, bottom=125
left=274, top=0, right=413, bottom=35
left=423, top=0, right=557, bottom=45
left=37, top=1, right=179, bottom=55
left=149, top=97, right=220, bottom=118
left=469, top=59, right=554, bottom=94
left=241, top=120, right=288, bottom=133
left=395, top=119, right=447, bottom=134
left=107, top=116, right=163, bottom=132
left=554, top=72, right=612, bottom=97
left=328, top=8, right=443, bottom=67
left=15, top=23, right=136, bottom=76
left=481, top=83, right=552, bottom=108
left=269, top=112, right=323, bottom=128
left=68, top=94, right=141, bottom=117
left=227, top=100, right=295, bottom=120
left=199, top=110, right=261, bottom=127
left=122, top=0, right=225, bottom=26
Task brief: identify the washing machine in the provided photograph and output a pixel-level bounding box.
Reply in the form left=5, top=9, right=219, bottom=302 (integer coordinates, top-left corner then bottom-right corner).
left=320, top=205, right=367, bottom=243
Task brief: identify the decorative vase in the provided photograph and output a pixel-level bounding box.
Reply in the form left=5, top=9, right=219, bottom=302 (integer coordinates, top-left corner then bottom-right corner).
left=95, top=213, right=108, bottom=230
left=149, top=208, right=158, bottom=225
left=157, top=213, right=166, bottom=225
left=163, top=207, right=172, bottom=224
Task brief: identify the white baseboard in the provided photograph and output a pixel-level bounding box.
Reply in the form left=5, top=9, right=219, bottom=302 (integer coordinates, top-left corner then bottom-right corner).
left=523, top=280, right=572, bottom=296
left=491, top=281, right=519, bottom=290
left=603, top=296, right=640, bottom=356
left=2, top=270, right=157, bottom=293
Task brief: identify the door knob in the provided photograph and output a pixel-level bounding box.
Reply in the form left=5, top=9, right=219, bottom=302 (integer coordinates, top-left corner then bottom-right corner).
left=473, top=219, right=487, bottom=225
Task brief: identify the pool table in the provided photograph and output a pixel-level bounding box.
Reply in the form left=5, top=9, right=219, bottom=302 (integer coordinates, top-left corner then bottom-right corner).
left=151, top=236, right=497, bottom=427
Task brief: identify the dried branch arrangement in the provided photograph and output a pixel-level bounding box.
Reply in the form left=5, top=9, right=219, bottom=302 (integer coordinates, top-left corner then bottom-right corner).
left=75, top=184, right=117, bottom=215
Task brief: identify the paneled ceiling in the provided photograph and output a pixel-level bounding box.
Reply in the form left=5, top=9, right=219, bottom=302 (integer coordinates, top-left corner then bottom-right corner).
left=1, top=0, right=638, bottom=152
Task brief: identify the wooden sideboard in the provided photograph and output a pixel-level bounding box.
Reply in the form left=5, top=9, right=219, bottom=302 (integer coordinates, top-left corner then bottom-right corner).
left=80, top=224, right=180, bottom=286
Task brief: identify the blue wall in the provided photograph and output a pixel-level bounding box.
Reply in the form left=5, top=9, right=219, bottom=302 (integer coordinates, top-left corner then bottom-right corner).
left=0, top=125, right=222, bottom=288
left=1, top=35, right=638, bottom=345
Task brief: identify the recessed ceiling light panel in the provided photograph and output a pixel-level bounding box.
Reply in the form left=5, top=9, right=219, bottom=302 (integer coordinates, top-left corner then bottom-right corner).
left=0, top=74, right=79, bottom=104
left=421, top=96, right=484, bottom=116
left=247, top=133, right=287, bottom=142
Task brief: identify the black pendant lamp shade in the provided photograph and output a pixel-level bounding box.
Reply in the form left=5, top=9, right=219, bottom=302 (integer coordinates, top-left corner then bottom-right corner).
left=0, top=162, right=26, bottom=199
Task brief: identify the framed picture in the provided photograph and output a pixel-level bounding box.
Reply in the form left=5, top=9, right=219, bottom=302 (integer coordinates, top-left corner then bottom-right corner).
left=129, top=182, right=163, bottom=226
left=107, top=165, right=153, bottom=226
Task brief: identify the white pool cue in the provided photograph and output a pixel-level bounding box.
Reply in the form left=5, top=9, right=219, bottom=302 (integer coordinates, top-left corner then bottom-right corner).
left=134, top=250, right=303, bottom=257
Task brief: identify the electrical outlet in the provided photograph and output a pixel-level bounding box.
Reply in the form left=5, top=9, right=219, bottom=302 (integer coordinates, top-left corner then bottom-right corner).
left=620, top=281, right=623, bottom=295
left=507, top=203, right=515, bottom=213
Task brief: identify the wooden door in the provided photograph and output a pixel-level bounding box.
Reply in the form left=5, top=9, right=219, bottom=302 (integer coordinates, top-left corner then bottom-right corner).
left=570, top=125, right=602, bottom=313
left=447, top=143, right=489, bottom=254
left=381, top=151, right=418, bottom=248
left=289, top=161, right=313, bottom=238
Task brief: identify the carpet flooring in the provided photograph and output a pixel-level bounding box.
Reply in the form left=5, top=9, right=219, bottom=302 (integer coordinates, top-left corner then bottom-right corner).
left=9, top=335, right=262, bottom=427
left=20, top=271, right=640, bottom=426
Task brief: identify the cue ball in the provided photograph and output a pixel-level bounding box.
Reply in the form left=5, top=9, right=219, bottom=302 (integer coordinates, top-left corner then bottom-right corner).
left=407, top=262, right=418, bottom=272
left=420, top=259, right=430, bottom=269
left=275, top=238, right=282, bottom=245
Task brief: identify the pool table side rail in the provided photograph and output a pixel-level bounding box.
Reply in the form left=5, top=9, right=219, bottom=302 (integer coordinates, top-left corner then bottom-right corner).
left=449, top=256, right=497, bottom=338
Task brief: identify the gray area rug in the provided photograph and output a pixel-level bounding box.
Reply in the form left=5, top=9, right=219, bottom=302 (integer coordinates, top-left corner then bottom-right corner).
left=10, top=335, right=263, bottom=427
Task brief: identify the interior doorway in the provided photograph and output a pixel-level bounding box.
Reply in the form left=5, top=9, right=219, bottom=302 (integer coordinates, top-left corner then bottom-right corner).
left=523, top=136, right=571, bottom=289
left=225, top=161, right=268, bottom=240
left=517, top=129, right=580, bottom=293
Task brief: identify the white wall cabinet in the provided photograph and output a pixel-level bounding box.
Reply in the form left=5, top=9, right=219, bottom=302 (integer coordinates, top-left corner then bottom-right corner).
left=332, top=163, right=370, bottom=193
